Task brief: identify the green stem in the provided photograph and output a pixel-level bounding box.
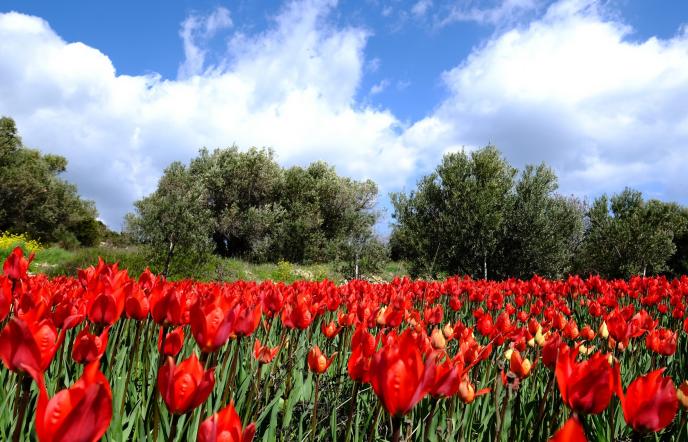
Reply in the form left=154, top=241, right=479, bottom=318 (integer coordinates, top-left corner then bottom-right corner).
left=343, top=382, right=360, bottom=442
left=221, top=336, right=242, bottom=405
left=391, top=415, right=402, bottom=442
left=120, top=321, right=144, bottom=413
left=168, top=413, right=181, bottom=442
left=424, top=398, right=438, bottom=440
left=310, top=377, right=320, bottom=442
left=367, top=403, right=382, bottom=442
left=12, top=374, right=31, bottom=442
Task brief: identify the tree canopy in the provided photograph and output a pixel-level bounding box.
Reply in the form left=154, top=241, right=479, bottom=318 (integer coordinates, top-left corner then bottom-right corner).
left=390, top=146, right=688, bottom=280
left=126, top=146, right=383, bottom=275
left=0, top=116, right=100, bottom=246
left=391, top=146, right=585, bottom=279
left=576, top=188, right=688, bottom=278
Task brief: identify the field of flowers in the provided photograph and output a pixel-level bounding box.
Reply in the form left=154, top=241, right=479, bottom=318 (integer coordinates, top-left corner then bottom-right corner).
left=1, top=246, right=687, bottom=441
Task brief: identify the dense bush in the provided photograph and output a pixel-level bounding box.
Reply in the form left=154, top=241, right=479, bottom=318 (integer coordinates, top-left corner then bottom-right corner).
left=0, top=116, right=100, bottom=245
left=126, top=147, right=383, bottom=272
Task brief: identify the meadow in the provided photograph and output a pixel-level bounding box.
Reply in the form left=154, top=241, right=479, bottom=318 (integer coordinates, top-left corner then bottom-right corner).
left=1, top=246, right=686, bottom=441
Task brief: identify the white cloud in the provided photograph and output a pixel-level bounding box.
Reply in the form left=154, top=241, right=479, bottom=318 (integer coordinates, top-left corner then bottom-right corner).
left=178, top=7, right=233, bottom=78
left=412, top=0, right=433, bottom=17
left=413, top=0, right=688, bottom=202
left=2, top=0, right=688, bottom=232
left=440, top=0, right=543, bottom=27
left=0, top=3, right=417, bottom=228
left=370, top=79, right=390, bottom=95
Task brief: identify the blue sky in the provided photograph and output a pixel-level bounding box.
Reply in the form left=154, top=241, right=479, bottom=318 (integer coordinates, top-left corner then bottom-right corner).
left=1, top=0, right=688, bottom=232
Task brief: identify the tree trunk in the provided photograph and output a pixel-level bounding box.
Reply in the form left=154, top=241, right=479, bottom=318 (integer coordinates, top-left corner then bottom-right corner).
left=355, top=249, right=359, bottom=279
left=163, top=241, right=175, bottom=277
left=483, top=251, right=487, bottom=280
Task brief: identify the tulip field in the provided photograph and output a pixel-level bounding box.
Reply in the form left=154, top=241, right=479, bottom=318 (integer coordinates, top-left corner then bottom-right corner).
left=2, top=247, right=688, bottom=441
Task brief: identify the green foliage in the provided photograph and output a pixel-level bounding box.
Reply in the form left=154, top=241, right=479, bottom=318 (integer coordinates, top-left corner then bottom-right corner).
left=334, top=235, right=389, bottom=280
left=131, top=146, right=383, bottom=266
left=391, top=146, right=585, bottom=279
left=0, top=116, right=100, bottom=245
left=72, top=218, right=103, bottom=247
left=273, top=260, right=296, bottom=283
left=496, top=164, right=585, bottom=279
left=576, top=188, right=688, bottom=278
left=125, top=161, right=214, bottom=276
left=667, top=209, right=688, bottom=276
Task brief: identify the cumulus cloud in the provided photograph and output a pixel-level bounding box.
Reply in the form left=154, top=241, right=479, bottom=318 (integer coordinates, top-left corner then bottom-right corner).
left=411, top=0, right=688, bottom=202
left=1, top=0, right=688, bottom=231
left=0, top=2, right=417, bottom=228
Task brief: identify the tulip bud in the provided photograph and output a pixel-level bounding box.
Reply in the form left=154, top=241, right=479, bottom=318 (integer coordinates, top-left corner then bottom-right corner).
left=504, top=348, right=514, bottom=361
left=442, top=323, right=454, bottom=340
left=458, top=379, right=476, bottom=404
left=376, top=306, right=387, bottom=326
left=535, top=329, right=546, bottom=346
left=430, top=328, right=446, bottom=350
left=607, top=337, right=616, bottom=351
left=527, top=337, right=535, bottom=347
left=599, top=321, right=609, bottom=339
left=521, top=359, right=532, bottom=377
left=677, top=381, right=688, bottom=410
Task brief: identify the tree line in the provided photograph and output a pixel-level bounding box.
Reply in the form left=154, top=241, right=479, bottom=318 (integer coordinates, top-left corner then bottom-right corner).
left=125, top=147, right=385, bottom=276
left=390, top=145, right=688, bottom=279
left=3, top=114, right=687, bottom=280
left=0, top=117, right=103, bottom=247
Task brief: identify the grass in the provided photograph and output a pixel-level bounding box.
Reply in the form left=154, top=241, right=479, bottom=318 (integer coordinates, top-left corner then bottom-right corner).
left=2, top=243, right=406, bottom=283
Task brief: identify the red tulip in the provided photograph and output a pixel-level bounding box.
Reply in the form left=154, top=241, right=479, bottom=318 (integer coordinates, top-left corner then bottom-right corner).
left=3, top=246, right=33, bottom=281
left=508, top=350, right=532, bottom=379
left=428, top=354, right=465, bottom=398
left=580, top=325, right=595, bottom=341
left=197, top=401, right=256, bottom=442
left=549, top=416, right=587, bottom=442
left=125, top=286, right=150, bottom=320
left=555, top=345, right=613, bottom=415
left=230, top=303, right=262, bottom=337
left=0, top=312, right=64, bottom=373
left=87, top=280, right=130, bottom=326
left=368, top=330, right=435, bottom=416
left=645, top=328, right=677, bottom=356
left=29, top=361, right=113, bottom=442
left=347, top=346, right=371, bottom=383
left=476, top=314, right=494, bottom=337
left=0, top=275, right=11, bottom=321
left=563, top=320, right=579, bottom=340
left=423, top=304, right=443, bottom=325
left=150, top=285, right=185, bottom=326
left=307, top=345, right=336, bottom=374
left=190, top=296, right=236, bottom=353
left=72, top=326, right=110, bottom=364
left=158, top=352, right=215, bottom=414
left=252, top=339, right=279, bottom=364
left=351, top=326, right=376, bottom=355
left=321, top=321, right=341, bottom=339
left=281, top=298, right=314, bottom=329
left=158, top=326, right=185, bottom=357
left=541, top=332, right=562, bottom=369
left=615, top=367, right=678, bottom=433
